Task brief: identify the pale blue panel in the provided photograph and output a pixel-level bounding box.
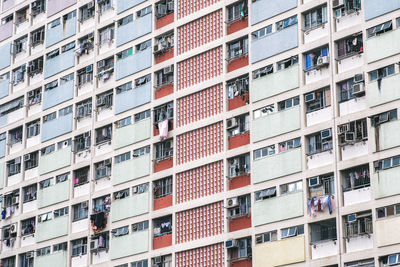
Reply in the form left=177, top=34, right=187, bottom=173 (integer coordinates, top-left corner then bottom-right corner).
left=116, top=14, right=152, bottom=47
left=44, top=50, right=75, bottom=79
left=251, top=0, right=297, bottom=25
left=117, top=0, right=146, bottom=14
left=251, top=25, right=298, bottom=64
left=38, top=180, right=70, bottom=208
left=115, top=82, right=151, bottom=114
left=46, top=18, right=77, bottom=47
left=364, top=0, right=400, bottom=21
left=0, top=115, right=7, bottom=127
left=0, top=42, right=11, bottom=70
left=36, top=216, right=69, bottom=242
left=0, top=78, right=9, bottom=99
left=0, top=139, right=6, bottom=158
left=116, top=48, right=152, bottom=81
left=42, top=79, right=74, bottom=110
left=41, top=113, right=73, bottom=142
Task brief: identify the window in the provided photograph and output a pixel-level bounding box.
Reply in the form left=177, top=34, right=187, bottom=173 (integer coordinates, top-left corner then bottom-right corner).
left=305, top=88, right=330, bottom=113
left=227, top=1, right=247, bottom=22
left=253, top=104, right=274, bottom=119
left=137, top=6, right=152, bottom=17
left=80, top=2, right=95, bottom=21
left=36, top=246, right=50, bottom=257
left=338, top=119, right=367, bottom=145
left=48, top=18, right=60, bottom=28
left=72, top=132, right=91, bottom=153
left=374, top=155, right=400, bottom=171
left=154, top=102, right=173, bottom=123
left=369, top=64, right=395, bottom=81
left=228, top=154, right=250, bottom=178
left=7, top=157, right=21, bottom=176
left=155, top=0, right=173, bottom=18
left=304, top=5, right=327, bottom=30
left=339, top=78, right=358, bottom=102
left=281, top=225, right=304, bottom=239
left=56, top=172, right=69, bottom=184
left=24, top=151, right=38, bottom=170
left=61, top=41, right=75, bottom=53
left=229, top=195, right=250, bottom=218
left=112, top=226, right=129, bottom=237
left=23, top=184, right=37, bottom=203
left=62, top=10, right=76, bottom=22
left=72, top=238, right=87, bottom=257
left=135, top=74, right=151, bottom=87
left=39, top=178, right=53, bottom=189
left=0, top=97, right=24, bottom=116
left=227, top=37, right=248, bottom=60
left=155, top=66, right=173, bottom=87
left=28, top=57, right=44, bottom=76
left=280, top=181, right=302, bottom=195
left=61, top=73, right=74, bottom=85
left=131, top=259, right=148, bottom=267
left=307, top=129, right=333, bottom=155
left=384, top=254, right=400, bottom=266
left=95, top=124, right=112, bottom=144
left=345, top=259, right=374, bottom=267
left=57, top=139, right=71, bottom=150
left=310, top=219, right=337, bottom=243
left=334, top=0, right=361, bottom=18
left=59, top=105, right=73, bottom=116
left=134, top=110, right=150, bottom=122
left=255, top=230, right=277, bottom=244
left=277, top=56, right=298, bottom=71
left=98, top=25, right=114, bottom=45
left=95, top=159, right=111, bottom=179
left=237, top=237, right=251, bottom=258
left=76, top=99, right=92, bottom=119
left=278, top=96, right=299, bottom=111
left=90, top=232, right=109, bottom=251
left=12, top=65, right=26, bottom=85
left=337, top=34, right=363, bottom=59
left=253, top=145, right=275, bottom=160
left=132, top=183, right=149, bottom=195
left=153, top=216, right=172, bottom=236
left=115, top=152, right=130, bottom=164
left=114, top=188, right=129, bottom=200
left=15, top=8, right=28, bottom=25
left=9, top=127, right=23, bottom=145
left=27, top=88, right=41, bottom=106
left=96, top=90, right=113, bottom=109
left=153, top=177, right=172, bottom=198
left=132, top=221, right=149, bottom=232
left=31, top=0, right=46, bottom=16
left=77, top=65, right=93, bottom=86
left=14, top=36, right=27, bottom=54
left=21, top=218, right=35, bottom=236
left=255, top=187, right=276, bottom=201
left=133, top=146, right=150, bottom=157
left=377, top=203, right=400, bottom=219
left=76, top=33, right=94, bottom=56
left=371, top=109, right=397, bottom=127
left=116, top=81, right=132, bottom=94
left=367, top=21, right=392, bottom=38
left=115, top=117, right=131, bottom=128
left=154, top=32, right=174, bottom=54
left=136, top=40, right=151, bottom=51
left=98, top=0, right=112, bottom=13
left=227, top=114, right=249, bottom=137
left=276, top=15, right=297, bottom=31
left=252, top=65, right=273, bottom=79
left=54, top=207, right=69, bottom=218
left=309, top=174, right=335, bottom=196
left=92, top=195, right=111, bottom=213
left=53, top=242, right=67, bottom=252
left=344, top=211, right=372, bottom=238
left=117, top=48, right=133, bottom=60
left=30, top=26, right=45, bottom=46
left=38, top=211, right=52, bottom=223
left=252, top=25, right=272, bottom=40
left=73, top=167, right=89, bottom=187
left=155, top=139, right=173, bottom=160
left=278, top=137, right=301, bottom=152
left=227, top=75, right=249, bottom=99
left=73, top=202, right=88, bottom=221
left=305, top=47, right=329, bottom=71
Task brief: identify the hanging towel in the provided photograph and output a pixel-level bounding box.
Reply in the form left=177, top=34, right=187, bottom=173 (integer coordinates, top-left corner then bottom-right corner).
left=158, top=120, right=169, bottom=141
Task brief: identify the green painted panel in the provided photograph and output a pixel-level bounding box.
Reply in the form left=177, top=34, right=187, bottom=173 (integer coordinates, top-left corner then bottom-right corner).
left=253, top=147, right=302, bottom=184
left=0, top=162, right=4, bottom=189
left=370, top=120, right=400, bottom=152
left=251, top=64, right=299, bottom=103
left=114, top=118, right=151, bottom=150
left=36, top=215, right=69, bottom=242
left=35, top=251, right=67, bottom=267
left=368, top=74, right=400, bottom=107
left=38, top=180, right=70, bottom=208
left=112, top=153, right=150, bottom=185
left=366, top=29, right=400, bottom=63
left=254, top=191, right=304, bottom=226
left=110, top=229, right=149, bottom=260
left=373, top=166, right=400, bottom=199
left=252, top=105, right=301, bottom=143
left=39, top=147, right=71, bottom=175
left=111, top=191, right=149, bottom=222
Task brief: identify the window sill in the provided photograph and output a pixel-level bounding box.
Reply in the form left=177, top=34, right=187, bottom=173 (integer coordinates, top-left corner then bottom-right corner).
left=304, top=22, right=327, bottom=33
left=337, top=51, right=363, bottom=61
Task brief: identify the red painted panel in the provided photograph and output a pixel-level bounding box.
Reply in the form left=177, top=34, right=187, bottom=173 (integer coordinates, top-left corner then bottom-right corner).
left=228, top=131, right=250, bottom=150
left=155, top=83, right=174, bottom=99
left=227, top=17, right=248, bottom=35
left=154, top=157, right=173, bottom=173
left=228, top=92, right=249, bottom=111
left=229, top=174, right=251, bottom=190
left=154, top=194, right=173, bottom=210
left=153, top=233, right=172, bottom=250
left=228, top=55, right=249, bottom=73
left=155, top=48, right=174, bottom=65
left=229, top=214, right=251, bottom=232
left=154, top=120, right=174, bottom=136
left=156, top=13, right=174, bottom=29
left=231, top=258, right=252, bottom=267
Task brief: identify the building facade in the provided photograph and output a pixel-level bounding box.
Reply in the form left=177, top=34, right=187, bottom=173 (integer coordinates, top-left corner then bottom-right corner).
left=0, top=0, right=400, bottom=266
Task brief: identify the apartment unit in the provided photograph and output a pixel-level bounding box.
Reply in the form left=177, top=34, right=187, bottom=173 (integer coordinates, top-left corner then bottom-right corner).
left=0, top=0, right=400, bottom=266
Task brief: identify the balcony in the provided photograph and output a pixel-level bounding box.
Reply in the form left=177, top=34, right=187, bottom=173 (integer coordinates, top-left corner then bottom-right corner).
left=35, top=251, right=67, bottom=267
left=229, top=214, right=251, bottom=232
left=253, top=106, right=301, bottom=142
left=367, top=73, right=400, bottom=107
left=155, top=48, right=174, bottom=65
left=110, top=229, right=149, bottom=260
left=111, top=191, right=149, bottom=222
left=335, top=11, right=362, bottom=32
left=344, top=187, right=371, bottom=206
left=311, top=240, right=337, bottom=259
left=116, top=14, right=152, bottom=47
left=114, top=118, right=151, bottom=149
left=42, top=80, right=74, bottom=110
left=155, top=83, right=174, bottom=99
left=0, top=75, right=9, bottom=99
left=307, top=150, right=334, bottom=169
left=376, top=216, right=400, bottom=247
left=251, top=25, right=298, bottom=63
left=229, top=131, right=250, bottom=150
left=115, top=48, right=152, bottom=81
left=306, top=106, right=333, bottom=126
left=339, top=95, right=367, bottom=116
left=228, top=54, right=249, bottom=73
left=117, top=0, right=146, bottom=14
left=46, top=18, right=76, bottom=47
left=370, top=120, right=400, bottom=152
left=345, top=223, right=373, bottom=253
left=154, top=157, right=173, bottom=173
left=112, top=154, right=150, bottom=186
left=251, top=65, right=299, bottom=103
left=304, top=24, right=328, bottom=44
left=41, top=113, right=73, bottom=142
left=366, top=29, right=400, bottom=63
left=229, top=92, right=249, bottom=111
left=229, top=173, right=251, bottom=190
left=0, top=22, right=13, bottom=42
left=38, top=180, right=70, bottom=208
left=156, top=13, right=174, bottom=29
left=154, top=233, right=172, bottom=249
left=305, top=65, right=330, bottom=85
left=47, top=0, right=76, bottom=17
left=230, top=258, right=252, bottom=267
left=0, top=42, right=11, bottom=70
left=39, top=147, right=71, bottom=175
left=254, top=236, right=305, bottom=267
left=254, top=191, right=303, bottom=226
left=337, top=53, right=363, bottom=74
left=364, top=0, right=400, bottom=21
left=341, top=141, right=368, bottom=161
left=253, top=148, right=302, bottom=184
left=251, top=0, right=297, bottom=26
left=228, top=17, right=248, bottom=35
left=36, top=215, right=69, bottom=242
left=44, top=50, right=75, bottom=79
left=373, top=165, right=400, bottom=199
left=154, top=194, right=172, bottom=211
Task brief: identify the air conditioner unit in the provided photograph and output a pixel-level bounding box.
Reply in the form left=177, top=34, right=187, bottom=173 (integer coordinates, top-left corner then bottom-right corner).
left=154, top=256, right=162, bottom=264
left=26, top=251, right=34, bottom=258
left=338, top=123, right=349, bottom=134
left=10, top=223, right=17, bottom=234
left=352, top=83, right=365, bottom=95
left=332, top=0, right=344, bottom=8
left=353, top=73, right=364, bottom=83
left=227, top=118, right=238, bottom=129
left=82, top=201, right=88, bottom=208
left=225, top=239, right=238, bottom=248
left=28, top=90, right=35, bottom=97
left=90, top=239, right=99, bottom=250
left=305, top=92, right=315, bottom=102
left=96, top=97, right=105, bottom=107
left=11, top=196, right=18, bottom=205
left=97, top=60, right=105, bottom=68
left=15, top=157, right=21, bottom=164
left=87, top=1, right=94, bottom=8
left=86, top=65, right=93, bottom=72
left=344, top=132, right=355, bottom=142
left=167, top=1, right=174, bottom=11
left=133, top=186, right=138, bottom=193
left=104, top=159, right=111, bottom=165
left=317, top=56, right=329, bottom=66
left=227, top=197, right=239, bottom=208
left=308, top=176, right=320, bottom=187
left=321, top=129, right=332, bottom=139
left=24, top=154, right=31, bottom=161
left=163, top=66, right=173, bottom=74
left=348, top=214, right=357, bottom=223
